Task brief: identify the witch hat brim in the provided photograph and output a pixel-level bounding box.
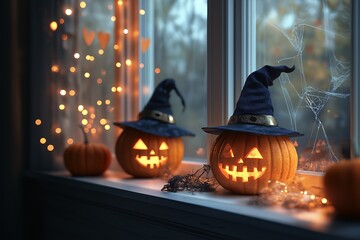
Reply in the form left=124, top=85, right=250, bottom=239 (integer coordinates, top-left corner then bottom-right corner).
left=114, top=119, right=195, bottom=138
left=202, top=65, right=303, bottom=137
left=202, top=124, right=303, bottom=137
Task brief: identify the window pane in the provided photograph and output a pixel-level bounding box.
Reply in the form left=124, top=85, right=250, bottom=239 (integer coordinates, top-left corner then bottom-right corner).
left=256, top=0, right=351, bottom=171
left=152, top=0, right=208, bottom=160
left=34, top=0, right=115, bottom=169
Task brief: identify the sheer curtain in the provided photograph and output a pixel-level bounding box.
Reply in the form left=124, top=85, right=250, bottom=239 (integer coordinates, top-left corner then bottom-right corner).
left=30, top=0, right=141, bottom=171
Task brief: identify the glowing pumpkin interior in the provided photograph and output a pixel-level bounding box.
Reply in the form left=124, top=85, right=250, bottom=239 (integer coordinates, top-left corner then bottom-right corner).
left=219, top=144, right=266, bottom=182
left=133, top=138, right=169, bottom=169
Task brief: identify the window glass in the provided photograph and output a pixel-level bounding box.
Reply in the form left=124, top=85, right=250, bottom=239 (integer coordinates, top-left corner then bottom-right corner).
left=256, top=0, right=351, bottom=171
left=34, top=0, right=208, bottom=170
left=36, top=0, right=115, bottom=168
left=152, top=0, right=208, bottom=160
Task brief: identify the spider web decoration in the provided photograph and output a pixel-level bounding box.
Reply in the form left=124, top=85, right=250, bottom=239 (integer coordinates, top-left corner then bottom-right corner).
left=266, top=1, right=351, bottom=171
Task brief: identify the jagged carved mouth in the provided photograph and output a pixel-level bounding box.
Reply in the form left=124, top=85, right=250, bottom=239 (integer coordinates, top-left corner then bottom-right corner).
left=136, top=155, right=167, bottom=169
left=218, top=163, right=266, bottom=182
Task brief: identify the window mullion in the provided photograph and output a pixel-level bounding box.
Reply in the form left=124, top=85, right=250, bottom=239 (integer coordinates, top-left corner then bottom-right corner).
left=207, top=0, right=233, bottom=153
left=234, top=0, right=256, bottom=99
left=139, top=0, right=154, bottom=110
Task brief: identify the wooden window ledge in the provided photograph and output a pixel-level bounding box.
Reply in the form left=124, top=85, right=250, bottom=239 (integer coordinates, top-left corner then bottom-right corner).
left=24, top=161, right=360, bottom=240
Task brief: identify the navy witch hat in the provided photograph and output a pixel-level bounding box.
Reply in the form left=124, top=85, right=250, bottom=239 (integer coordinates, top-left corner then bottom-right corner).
left=202, top=65, right=303, bottom=137
left=114, top=78, right=195, bottom=138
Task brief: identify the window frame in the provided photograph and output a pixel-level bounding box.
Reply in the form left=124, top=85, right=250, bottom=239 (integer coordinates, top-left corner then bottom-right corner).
left=23, top=1, right=360, bottom=238
left=351, top=0, right=360, bottom=158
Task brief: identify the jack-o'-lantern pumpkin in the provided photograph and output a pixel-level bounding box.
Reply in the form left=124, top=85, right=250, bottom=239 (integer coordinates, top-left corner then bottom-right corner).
left=203, top=65, right=303, bottom=194
left=115, top=128, right=184, bottom=177
left=114, top=79, right=195, bottom=178
left=210, top=132, right=298, bottom=194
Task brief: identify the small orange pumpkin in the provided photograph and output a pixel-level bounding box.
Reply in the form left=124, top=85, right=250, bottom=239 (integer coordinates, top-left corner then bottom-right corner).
left=64, top=125, right=112, bottom=176
left=323, top=159, right=360, bottom=219
left=115, top=128, right=184, bottom=178
left=210, top=132, right=298, bottom=194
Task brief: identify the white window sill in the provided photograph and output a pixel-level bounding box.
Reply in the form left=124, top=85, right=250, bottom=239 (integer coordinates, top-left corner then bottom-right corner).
left=26, top=160, right=360, bottom=240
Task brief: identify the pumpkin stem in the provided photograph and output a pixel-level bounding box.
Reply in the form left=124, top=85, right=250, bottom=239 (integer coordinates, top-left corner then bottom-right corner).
left=79, top=124, right=89, bottom=144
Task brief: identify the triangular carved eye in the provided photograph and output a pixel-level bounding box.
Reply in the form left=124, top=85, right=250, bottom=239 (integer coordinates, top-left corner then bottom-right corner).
left=222, top=143, right=234, bottom=158
left=159, top=142, right=169, bottom=150
left=133, top=139, right=148, bottom=150
left=245, top=147, right=263, bottom=159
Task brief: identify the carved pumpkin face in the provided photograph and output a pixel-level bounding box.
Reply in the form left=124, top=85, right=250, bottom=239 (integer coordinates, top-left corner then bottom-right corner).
left=132, top=138, right=169, bottom=169
left=115, top=128, right=184, bottom=178
left=218, top=144, right=266, bottom=182
left=210, top=132, right=298, bottom=194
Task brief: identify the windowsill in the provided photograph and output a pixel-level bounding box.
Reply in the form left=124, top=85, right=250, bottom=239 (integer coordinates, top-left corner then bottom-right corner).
left=25, top=160, right=360, bottom=240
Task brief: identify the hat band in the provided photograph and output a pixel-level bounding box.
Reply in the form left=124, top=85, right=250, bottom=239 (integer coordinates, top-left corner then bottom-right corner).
left=139, top=109, right=175, bottom=124
left=228, top=114, right=278, bottom=127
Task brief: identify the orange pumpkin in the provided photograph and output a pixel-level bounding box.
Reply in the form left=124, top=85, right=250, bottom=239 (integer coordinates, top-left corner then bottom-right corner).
left=323, top=159, right=360, bottom=219
left=209, top=132, right=298, bottom=194
left=64, top=126, right=111, bottom=176
left=115, top=128, right=184, bottom=178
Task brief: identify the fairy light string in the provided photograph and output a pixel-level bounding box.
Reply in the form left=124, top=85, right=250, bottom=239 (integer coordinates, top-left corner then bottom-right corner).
left=249, top=175, right=329, bottom=210
left=37, top=0, right=152, bottom=159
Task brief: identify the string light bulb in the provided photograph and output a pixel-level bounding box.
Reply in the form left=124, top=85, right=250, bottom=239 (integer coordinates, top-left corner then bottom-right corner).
left=50, top=21, right=58, bottom=31
left=51, top=65, right=60, bottom=73
left=47, top=145, right=55, bottom=151
left=125, top=59, right=132, bottom=66
left=61, top=34, right=68, bottom=41
left=69, top=90, right=76, bottom=96
left=80, top=1, right=86, bottom=8
left=35, top=119, right=42, bottom=125
left=65, top=8, right=73, bottom=15
left=55, top=127, right=62, bottom=134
